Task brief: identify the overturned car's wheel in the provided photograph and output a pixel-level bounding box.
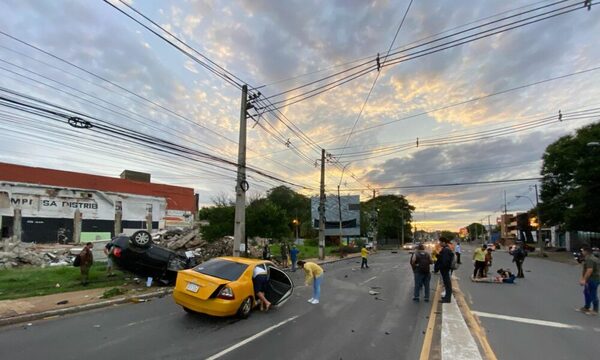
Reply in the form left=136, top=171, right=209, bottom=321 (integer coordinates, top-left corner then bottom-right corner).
left=130, top=230, right=152, bottom=248
left=237, top=297, right=253, bottom=319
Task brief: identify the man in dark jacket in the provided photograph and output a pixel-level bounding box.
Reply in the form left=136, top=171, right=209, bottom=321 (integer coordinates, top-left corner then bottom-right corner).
left=79, top=242, right=94, bottom=285
left=436, top=237, right=454, bottom=303
left=512, top=242, right=527, bottom=278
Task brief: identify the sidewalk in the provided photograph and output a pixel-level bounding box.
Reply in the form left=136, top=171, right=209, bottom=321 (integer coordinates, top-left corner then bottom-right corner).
left=0, top=253, right=362, bottom=327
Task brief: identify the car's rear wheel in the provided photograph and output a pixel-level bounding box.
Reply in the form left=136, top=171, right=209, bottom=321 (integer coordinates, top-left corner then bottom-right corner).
left=130, top=230, right=152, bottom=248
left=237, top=297, right=253, bottom=319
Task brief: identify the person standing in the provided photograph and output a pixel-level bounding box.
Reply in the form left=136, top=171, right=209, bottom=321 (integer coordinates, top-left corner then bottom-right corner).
left=577, top=247, right=599, bottom=315
left=79, top=242, right=94, bottom=285
left=103, top=240, right=116, bottom=277
left=483, top=248, right=493, bottom=277
left=411, top=244, right=432, bottom=302
left=280, top=242, right=289, bottom=268
left=436, top=237, right=454, bottom=303
left=361, top=245, right=369, bottom=269
left=290, top=245, right=300, bottom=272
left=297, top=260, right=323, bottom=304
left=512, top=242, right=527, bottom=278
left=262, top=244, right=270, bottom=260
left=455, top=242, right=462, bottom=265
left=472, top=244, right=486, bottom=279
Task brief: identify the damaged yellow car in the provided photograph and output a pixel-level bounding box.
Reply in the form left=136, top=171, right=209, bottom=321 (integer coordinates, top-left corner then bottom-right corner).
left=173, top=257, right=294, bottom=318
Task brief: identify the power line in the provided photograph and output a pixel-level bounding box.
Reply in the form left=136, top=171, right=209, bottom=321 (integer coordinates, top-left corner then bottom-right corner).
left=344, top=177, right=544, bottom=191
left=258, top=1, right=591, bottom=113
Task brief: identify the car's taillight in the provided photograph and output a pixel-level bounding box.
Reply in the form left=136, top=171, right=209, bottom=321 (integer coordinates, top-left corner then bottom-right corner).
left=217, top=286, right=234, bottom=300
left=113, top=247, right=122, bottom=258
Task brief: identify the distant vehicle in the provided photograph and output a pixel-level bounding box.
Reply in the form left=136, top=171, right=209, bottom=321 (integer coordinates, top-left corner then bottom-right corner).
left=572, top=247, right=600, bottom=263
left=402, top=243, right=417, bottom=251
left=110, top=230, right=197, bottom=284
left=173, top=257, right=293, bottom=318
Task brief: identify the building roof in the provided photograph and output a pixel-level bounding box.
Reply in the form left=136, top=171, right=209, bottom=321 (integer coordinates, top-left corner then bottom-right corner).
left=0, top=162, right=196, bottom=211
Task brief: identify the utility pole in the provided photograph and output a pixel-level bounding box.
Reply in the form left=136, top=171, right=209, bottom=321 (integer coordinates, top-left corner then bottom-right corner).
left=504, top=190, right=507, bottom=215
left=338, top=184, right=343, bottom=245
left=534, top=184, right=544, bottom=257
left=318, top=149, right=326, bottom=260
left=488, top=215, right=491, bottom=242
left=372, top=189, right=377, bottom=251
left=400, top=212, right=405, bottom=248
left=233, top=85, right=248, bottom=257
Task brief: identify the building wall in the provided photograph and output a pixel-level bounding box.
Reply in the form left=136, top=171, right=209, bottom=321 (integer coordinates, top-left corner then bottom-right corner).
left=0, top=183, right=185, bottom=243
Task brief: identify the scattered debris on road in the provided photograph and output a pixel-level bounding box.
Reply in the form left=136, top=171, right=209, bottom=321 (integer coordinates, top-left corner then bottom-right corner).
left=56, top=300, right=68, bottom=305
left=368, top=290, right=380, bottom=295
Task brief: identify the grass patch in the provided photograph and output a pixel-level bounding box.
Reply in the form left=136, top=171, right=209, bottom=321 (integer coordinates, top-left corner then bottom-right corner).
left=268, top=244, right=335, bottom=260
left=101, top=287, right=127, bottom=299
left=0, top=263, right=128, bottom=300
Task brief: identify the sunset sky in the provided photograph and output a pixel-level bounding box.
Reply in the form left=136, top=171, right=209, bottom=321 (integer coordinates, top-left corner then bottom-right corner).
left=1, top=0, right=599, bottom=231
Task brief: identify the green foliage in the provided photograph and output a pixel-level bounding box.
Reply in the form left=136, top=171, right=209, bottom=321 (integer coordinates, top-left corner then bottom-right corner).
left=303, top=238, right=318, bottom=246
left=199, top=205, right=235, bottom=241
left=540, top=122, right=600, bottom=231
left=361, top=194, right=415, bottom=240
left=266, top=186, right=315, bottom=238
left=246, top=198, right=290, bottom=239
left=268, top=243, right=334, bottom=260
left=466, top=223, right=486, bottom=241
left=440, top=230, right=457, bottom=240
left=101, top=287, right=126, bottom=299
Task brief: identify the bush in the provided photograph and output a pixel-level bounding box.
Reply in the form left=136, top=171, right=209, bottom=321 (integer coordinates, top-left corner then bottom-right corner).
left=355, top=238, right=366, bottom=249
left=304, top=238, right=318, bottom=246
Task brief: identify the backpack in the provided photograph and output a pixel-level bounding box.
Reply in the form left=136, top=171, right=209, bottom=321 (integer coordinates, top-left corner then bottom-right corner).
left=414, top=252, right=432, bottom=273
left=73, top=254, right=81, bottom=267
left=451, top=252, right=459, bottom=270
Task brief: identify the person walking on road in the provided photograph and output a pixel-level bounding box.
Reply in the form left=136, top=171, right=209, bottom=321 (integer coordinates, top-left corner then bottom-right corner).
left=411, top=244, right=432, bottom=302
left=290, top=245, right=300, bottom=272
left=577, top=247, right=599, bottom=315
left=297, top=260, right=323, bottom=304
left=512, top=242, right=527, bottom=278
left=79, top=242, right=94, bottom=285
left=472, top=244, right=486, bottom=279
left=483, top=248, right=493, bottom=277
left=361, top=245, right=370, bottom=269
left=455, top=242, right=462, bottom=265
left=436, top=237, right=454, bottom=303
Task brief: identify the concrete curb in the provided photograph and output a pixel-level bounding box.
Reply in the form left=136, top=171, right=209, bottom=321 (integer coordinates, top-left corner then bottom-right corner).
left=0, top=288, right=173, bottom=327
left=0, top=251, right=388, bottom=327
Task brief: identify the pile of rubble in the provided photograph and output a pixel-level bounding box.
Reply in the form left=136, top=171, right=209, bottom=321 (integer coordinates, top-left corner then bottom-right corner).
left=0, top=239, right=75, bottom=269
left=154, top=228, right=263, bottom=261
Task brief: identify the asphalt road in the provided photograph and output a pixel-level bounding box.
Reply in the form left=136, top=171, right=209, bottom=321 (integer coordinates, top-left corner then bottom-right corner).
left=455, top=246, right=600, bottom=360
left=0, top=251, right=432, bottom=360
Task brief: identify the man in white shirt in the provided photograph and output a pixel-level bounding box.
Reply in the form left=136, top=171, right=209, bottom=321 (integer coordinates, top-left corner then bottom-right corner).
left=455, top=242, right=462, bottom=265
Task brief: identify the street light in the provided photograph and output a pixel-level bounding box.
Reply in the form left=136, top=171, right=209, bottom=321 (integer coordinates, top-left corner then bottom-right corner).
left=515, top=192, right=544, bottom=256
left=292, top=219, right=299, bottom=245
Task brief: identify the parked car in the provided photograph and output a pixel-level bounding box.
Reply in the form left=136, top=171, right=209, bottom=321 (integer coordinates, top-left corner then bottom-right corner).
left=173, top=257, right=294, bottom=318
left=110, top=230, right=197, bottom=284
left=402, top=242, right=417, bottom=251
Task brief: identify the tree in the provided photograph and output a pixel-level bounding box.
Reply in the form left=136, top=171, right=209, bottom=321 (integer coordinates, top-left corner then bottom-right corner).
left=440, top=230, right=457, bottom=240
left=540, top=122, right=600, bottom=232
left=361, top=195, right=415, bottom=241
left=466, top=223, right=486, bottom=241
left=198, top=205, right=234, bottom=241
left=246, top=198, right=290, bottom=239
left=266, top=186, right=314, bottom=238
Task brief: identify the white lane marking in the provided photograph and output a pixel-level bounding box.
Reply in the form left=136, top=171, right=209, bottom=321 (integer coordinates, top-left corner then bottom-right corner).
left=359, top=276, right=377, bottom=285
left=205, top=316, right=299, bottom=360
left=472, top=311, right=583, bottom=330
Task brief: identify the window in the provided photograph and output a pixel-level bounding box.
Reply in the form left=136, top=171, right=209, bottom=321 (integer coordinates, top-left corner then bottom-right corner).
left=194, top=259, right=249, bottom=281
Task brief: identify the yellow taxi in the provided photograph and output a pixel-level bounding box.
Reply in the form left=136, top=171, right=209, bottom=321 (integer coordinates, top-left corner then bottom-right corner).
left=173, top=256, right=293, bottom=318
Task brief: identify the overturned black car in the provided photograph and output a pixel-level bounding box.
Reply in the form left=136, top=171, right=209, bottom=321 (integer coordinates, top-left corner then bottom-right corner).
left=109, top=230, right=198, bottom=284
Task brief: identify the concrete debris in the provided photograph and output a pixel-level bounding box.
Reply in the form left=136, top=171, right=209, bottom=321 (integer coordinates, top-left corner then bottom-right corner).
left=368, top=290, right=380, bottom=295
left=56, top=300, right=68, bottom=305
left=0, top=240, right=76, bottom=269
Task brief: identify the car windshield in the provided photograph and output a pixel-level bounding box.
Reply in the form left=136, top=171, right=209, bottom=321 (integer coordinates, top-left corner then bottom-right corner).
left=193, top=259, right=249, bottom=281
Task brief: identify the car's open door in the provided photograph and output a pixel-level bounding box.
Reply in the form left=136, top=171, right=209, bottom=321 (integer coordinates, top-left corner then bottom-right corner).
left=266, top=265, right=294, bottom=307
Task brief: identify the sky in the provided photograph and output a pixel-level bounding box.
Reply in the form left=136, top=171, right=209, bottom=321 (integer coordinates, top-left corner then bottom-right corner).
left=0, top=0, right=599, bottom=232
